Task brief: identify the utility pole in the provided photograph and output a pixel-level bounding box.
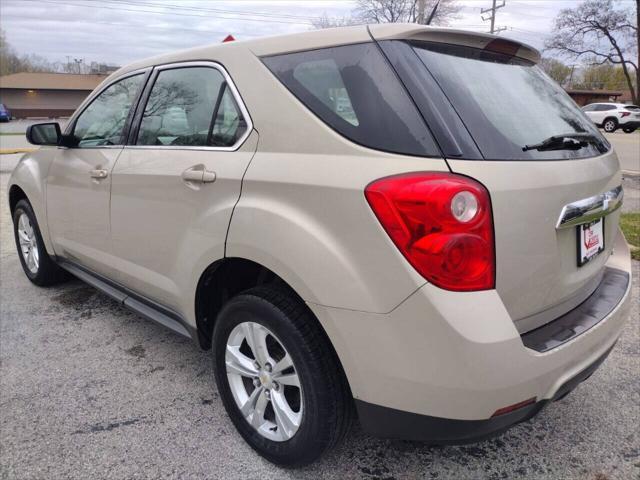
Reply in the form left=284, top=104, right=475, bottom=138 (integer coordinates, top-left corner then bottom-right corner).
left=481, top=0, right=507, bottom=34
left=417, top=0, right=426, bottom=24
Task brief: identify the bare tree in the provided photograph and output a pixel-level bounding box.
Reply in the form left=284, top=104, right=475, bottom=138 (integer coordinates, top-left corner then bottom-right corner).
left=545, top=0, right=638, bottom=104
left=312, top=0, right=460, bottom=29
left=311, top=13, right=361, bottom=29
left=354, top=0, right=460, bottom=25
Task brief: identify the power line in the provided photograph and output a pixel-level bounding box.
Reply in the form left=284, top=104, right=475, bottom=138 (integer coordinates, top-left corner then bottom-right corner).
left=481, top=0, right=507, bottom=34
left=20, top=0, right=315, bottom=25
left=1, top=14, right=263, bottom=38
left=104, top=0, right=322, bottom=22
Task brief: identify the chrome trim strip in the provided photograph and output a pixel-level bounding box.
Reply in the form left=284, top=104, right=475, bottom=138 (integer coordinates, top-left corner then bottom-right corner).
left=125, top=60, right=253, bottom=152
left=556, top=185, right=623, bottom=229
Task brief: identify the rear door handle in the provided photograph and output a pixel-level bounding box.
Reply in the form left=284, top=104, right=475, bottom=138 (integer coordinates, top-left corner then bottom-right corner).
left=181, top=165, right=216, bottom=184
left=89, top=169, right=108, bottom=179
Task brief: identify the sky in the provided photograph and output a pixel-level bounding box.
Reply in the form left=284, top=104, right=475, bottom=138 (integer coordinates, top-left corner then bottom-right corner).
left=0, top=0, right=636, bottom=67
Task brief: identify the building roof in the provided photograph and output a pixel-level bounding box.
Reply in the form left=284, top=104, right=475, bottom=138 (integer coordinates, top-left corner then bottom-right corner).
left=565, top=89, right=623, bottom=96
left=0, top=72, right=108, bottom=91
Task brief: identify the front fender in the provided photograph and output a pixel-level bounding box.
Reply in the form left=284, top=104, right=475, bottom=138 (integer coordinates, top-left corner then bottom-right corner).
left=8, top=148, right=56, bottom=255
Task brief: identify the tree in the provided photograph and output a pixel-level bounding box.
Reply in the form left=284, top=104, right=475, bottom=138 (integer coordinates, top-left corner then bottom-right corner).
left=545, top=0, right=639, bottom=104
left=0, top=28, right=57, bottom=75
left=312, top=0, right=460, bottom=29
left=540, top=58, right=573, bottom=86
left=573, top=61, right=634, bottom=91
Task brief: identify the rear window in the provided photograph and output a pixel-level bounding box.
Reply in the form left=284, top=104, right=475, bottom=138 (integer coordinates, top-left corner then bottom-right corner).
left=409, top=41, right=608, bottom=160
left=262, top=43, right=440, bottom=157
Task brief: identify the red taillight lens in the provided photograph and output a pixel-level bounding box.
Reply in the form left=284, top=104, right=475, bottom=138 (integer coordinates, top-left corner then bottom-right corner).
left=365, top=172, right=495, bottom=291
left=621, top=111, right=631, bottom=117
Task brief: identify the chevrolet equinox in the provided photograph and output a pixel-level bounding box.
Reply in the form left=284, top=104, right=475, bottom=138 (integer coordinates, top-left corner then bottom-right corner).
left=9, top=25, right=632, bottom=466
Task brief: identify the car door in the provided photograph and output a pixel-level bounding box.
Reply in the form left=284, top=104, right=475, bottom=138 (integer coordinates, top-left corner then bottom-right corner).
left=582, top=104, right=597, bottom=123
left=593, top=104, right=614, bottom=124
left=109, top=62, right=256, bottom=315
left=46, top=71, right=148, bottom=277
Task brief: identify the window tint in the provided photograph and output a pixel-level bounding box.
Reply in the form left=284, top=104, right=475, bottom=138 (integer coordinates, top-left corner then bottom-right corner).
left=582, top=104, right=596, bottom=112
left=136, top=66, right=246, bottom=147
left=600, top=105, right=617, bottom=111
left=292, top=59, right=358, bottom=126
left=263, top=43, right=439, bottom=157
left=625, top=105, right=640, bottom=111
left=210, top=86, right=248, bottom=146
left=409, top=41, right=607, bottom=160
left=73, top=74, right=144, bottom=147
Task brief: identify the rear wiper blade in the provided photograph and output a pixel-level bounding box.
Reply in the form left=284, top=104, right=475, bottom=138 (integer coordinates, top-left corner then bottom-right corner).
left=522, top=133, right=601, bottom=152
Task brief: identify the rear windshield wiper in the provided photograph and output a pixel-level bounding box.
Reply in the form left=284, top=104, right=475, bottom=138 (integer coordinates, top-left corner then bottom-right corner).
left=522, top=133, right=602, bottom=152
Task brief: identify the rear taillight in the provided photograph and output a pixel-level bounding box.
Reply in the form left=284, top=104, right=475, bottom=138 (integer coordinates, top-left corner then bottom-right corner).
left=365, top=172, right=495, bottom=291
left=621, top=111, right=631, bottom=117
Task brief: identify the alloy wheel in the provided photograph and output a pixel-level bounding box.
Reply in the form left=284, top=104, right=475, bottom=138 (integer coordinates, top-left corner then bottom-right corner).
left=225, top=321, right=303, bottom=442
left=17, top=213, right=39, bottom=274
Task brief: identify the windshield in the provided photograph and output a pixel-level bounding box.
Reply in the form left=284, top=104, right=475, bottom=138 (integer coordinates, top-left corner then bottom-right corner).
left=410, top=41, right=608, bottom=160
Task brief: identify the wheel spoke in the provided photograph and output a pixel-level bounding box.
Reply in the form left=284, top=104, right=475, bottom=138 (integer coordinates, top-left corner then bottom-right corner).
left=225, top=345, right=259, bottom=378
left=251, top=393, right=269, bottom=429
left=242, top=322, right=271, bottom=366
left=239, top=385, right=263, bottom=419
left=274, top=372, right=300, bottom=388
left=271, top=390, right=300, bottom=438
left=32, top=245, right=39, bottom=268
left=18, top=229, right=30, bottom=244
left=26, top=250, right=34, bottom=270
left=273, top=353, right=293, bottom=375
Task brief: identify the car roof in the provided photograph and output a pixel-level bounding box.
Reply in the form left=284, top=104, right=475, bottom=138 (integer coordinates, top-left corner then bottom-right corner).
left=111, top=24, right=540, bottom=80
left=586, top=103, right=630, bottom=107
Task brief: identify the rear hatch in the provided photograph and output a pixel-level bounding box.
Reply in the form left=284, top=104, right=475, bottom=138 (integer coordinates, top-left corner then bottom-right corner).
left=372, top=26, right=623, bottom=332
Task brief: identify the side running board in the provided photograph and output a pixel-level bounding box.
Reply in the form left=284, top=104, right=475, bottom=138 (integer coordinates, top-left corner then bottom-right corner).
left=58, top=259, right=193, bottom=339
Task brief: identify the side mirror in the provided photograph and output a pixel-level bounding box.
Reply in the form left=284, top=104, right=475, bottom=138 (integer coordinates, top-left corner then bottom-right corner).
left=26, top=122, right=62, bottom=146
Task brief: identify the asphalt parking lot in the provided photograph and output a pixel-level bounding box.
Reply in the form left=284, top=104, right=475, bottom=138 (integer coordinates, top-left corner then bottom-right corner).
left=0, top=143, right=639, bottom=479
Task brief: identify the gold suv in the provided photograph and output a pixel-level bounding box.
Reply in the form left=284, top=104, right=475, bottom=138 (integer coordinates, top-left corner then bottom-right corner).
left=9, top=24, right=632, bottom=466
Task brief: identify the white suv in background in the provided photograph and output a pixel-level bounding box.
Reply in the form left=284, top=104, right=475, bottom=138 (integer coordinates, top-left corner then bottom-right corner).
left=582, top=102, right=640, bottom=133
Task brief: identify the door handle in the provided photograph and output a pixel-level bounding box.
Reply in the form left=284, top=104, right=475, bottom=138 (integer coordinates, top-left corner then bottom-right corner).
left=181, top=165, right=216, bottom=184
left=89, top=169, right=108, bottom=179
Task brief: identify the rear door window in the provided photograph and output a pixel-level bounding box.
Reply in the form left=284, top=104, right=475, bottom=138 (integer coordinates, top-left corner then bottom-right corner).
left=262, top=43, right=440, bottom=157
left=136, top=66, right=247, bottom=147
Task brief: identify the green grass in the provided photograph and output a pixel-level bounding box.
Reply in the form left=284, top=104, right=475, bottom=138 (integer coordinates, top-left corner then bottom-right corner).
left=0, top=132, right=25, bottom=136
left=620, top=212, right=640, bottom=261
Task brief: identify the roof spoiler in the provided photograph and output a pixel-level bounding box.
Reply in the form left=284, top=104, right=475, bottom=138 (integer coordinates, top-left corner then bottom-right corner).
left=369, top=24, right=541, bottom=64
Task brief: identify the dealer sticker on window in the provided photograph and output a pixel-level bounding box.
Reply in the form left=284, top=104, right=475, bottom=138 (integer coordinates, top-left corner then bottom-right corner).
left=578, top=218, right=605, bottom=266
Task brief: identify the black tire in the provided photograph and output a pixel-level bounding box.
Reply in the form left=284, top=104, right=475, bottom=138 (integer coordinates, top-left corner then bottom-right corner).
left=622, top=126, right=637, bottom=133
left=212, top=285, right=353, bottom=467
left=12, top=199, right=68, bottom=286
left=602, top=118, right=618, bottom=133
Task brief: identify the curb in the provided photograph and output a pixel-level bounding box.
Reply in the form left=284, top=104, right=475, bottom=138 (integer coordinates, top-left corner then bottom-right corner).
left=0, top=148, right=36, bottom=155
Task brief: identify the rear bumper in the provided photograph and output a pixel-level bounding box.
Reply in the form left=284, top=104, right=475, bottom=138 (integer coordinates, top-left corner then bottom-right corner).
left=354, top=342, right=614, bottom=443
left=309, top=229, right=632, bottom=443
left=619, top=120, right=640, bottom=128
